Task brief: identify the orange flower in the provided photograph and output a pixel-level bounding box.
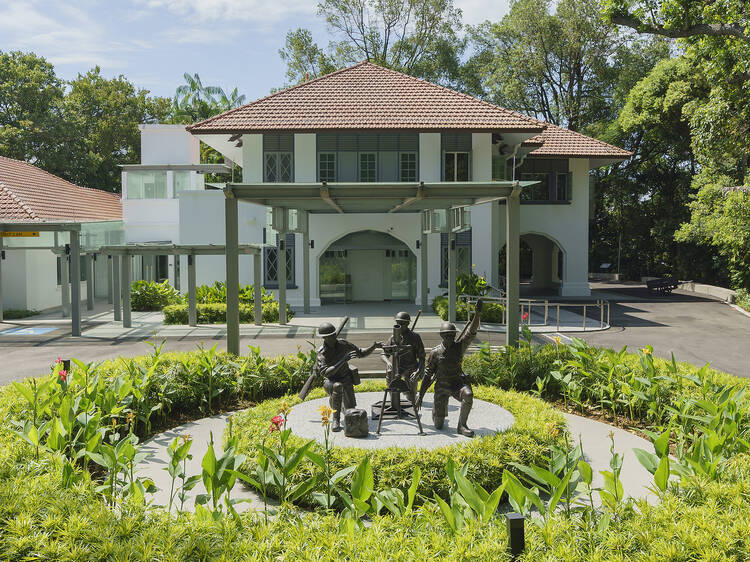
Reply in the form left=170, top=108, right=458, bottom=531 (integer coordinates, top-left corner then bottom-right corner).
left=318, top=405, right=335, bottom=426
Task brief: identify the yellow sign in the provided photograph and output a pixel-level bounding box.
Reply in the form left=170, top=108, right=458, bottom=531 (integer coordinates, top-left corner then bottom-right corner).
left=1, top=231, right=39, bottom=238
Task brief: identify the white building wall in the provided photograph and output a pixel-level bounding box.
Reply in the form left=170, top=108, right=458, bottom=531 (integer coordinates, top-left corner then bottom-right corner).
left=294, top=134, right=316, bottom=182
left=2, top=250, right=27, bottom=310
left=470, top=133, right=500, bottom=287
left=140, top=125, right=199, bottom=165
left=495, top=158, right=591, bottom=296
left=24, top=251, right=62, bottom=311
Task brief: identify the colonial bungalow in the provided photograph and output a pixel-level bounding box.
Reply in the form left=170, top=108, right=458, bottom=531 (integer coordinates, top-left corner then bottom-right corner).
left=0, top=156, right=122, bottom=331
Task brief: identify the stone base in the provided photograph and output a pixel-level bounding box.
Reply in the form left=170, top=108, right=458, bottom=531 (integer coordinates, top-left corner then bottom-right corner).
left=344, top=408, right=369, bottom=438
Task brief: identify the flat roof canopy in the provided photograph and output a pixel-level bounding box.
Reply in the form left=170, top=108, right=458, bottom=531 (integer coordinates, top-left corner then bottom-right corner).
left=225, top=180, right=539, bottom=214
left=0, top=221, right=82, bottom=232
left=99, top=243, right=262, bottom=256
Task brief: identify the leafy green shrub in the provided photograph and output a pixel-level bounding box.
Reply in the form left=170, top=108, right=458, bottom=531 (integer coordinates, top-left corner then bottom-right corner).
left=232, top=384, right=565, bottom=506
left=2, top=309, right=39, bottom=319
left=130, top=280, right=183, bottom=311
left=195, top=281, right=276, bottom=305
left=456, top=272, right=489, bottom=296
left=162, top=302, right=294, bottom=324
left=432, top=296, right=505, bottom=322
left=735, top=288, right=750, bottom=312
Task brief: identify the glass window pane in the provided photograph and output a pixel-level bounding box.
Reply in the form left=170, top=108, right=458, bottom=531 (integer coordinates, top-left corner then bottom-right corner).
left=279, top=153, right=293, bottom=182
left=400, top=153, right=417, bottom=182
left=265, top=153, right=278, bottom=182
left=445, top=153, right=455, bottom=181
left=174, top=171, right=191, bottom=196
left=359, top=152, right=376, bottom=182
left=127, top=173, right=144, bottom=199
left=456, top=153, right=469, bottom=181
left=319, top=153, right=336, bottom=182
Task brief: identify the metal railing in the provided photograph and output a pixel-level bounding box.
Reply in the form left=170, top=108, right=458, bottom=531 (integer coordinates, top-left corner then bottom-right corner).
left=458, top=294, right=611, bottom=331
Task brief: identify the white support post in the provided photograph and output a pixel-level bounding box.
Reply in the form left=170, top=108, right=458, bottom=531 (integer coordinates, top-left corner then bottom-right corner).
left=107, top=255, right=113, bottom=304
left=225, top=196, right=240, bottom=355
left=187, top=254, right=197, bottom=327
left=86, top=254, right=95, bottom=311
left=303, top=220, right=310, bottom=314
left=420, top=232, right=428, bottom=309
left=112, top=255, right=121, bottom=321
left=70, top=231, right=81, bottom=336
left=277, top=232, right=287, bottom=325
left=0, top=239, right=4, bottom=323
left=122, top=255, right=132, bottom=328
left=61, top=253, right=70, bottom=318
left=254, top=253, right=262, bottom=326
left=506, top=188, right=521, bottom=346
left=448, top=210, right=457, bottom=323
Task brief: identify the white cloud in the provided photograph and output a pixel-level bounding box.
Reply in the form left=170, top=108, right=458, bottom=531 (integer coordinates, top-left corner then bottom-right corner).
left=0, top=1, right=134, bottom=67
left=454, top=0, right=511, bottom=26
left=138, top=0, right=315, bottom=23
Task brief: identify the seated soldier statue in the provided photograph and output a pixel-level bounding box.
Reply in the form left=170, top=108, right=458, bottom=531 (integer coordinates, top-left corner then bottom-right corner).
left=416, top=299, right=483, bottom=437
left=383, top=311, right=425, bottom=400
left=312, top=322, right=382, bottom=432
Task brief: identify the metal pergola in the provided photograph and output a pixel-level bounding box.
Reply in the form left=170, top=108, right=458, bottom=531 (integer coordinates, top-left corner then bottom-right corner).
left=223, top=180, right=535, bottom=355
left=100, top=243, right=263, bottom=328
left=0, top=221, right=84, bottom=334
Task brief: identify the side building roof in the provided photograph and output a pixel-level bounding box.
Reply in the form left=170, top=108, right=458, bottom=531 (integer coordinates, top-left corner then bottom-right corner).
left=0, top=156, right=122, bottom=222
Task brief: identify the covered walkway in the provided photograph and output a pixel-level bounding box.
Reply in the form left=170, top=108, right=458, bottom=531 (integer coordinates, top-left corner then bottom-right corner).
left=223, top=180, right=539, bottom=355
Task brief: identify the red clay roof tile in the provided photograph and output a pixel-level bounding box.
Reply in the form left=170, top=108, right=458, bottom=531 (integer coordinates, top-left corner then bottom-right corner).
left=188, top=62, right=545, bottom=133
left=523, top=124, right=632, bottom=159
left=0, top=156, right=122, bottom=222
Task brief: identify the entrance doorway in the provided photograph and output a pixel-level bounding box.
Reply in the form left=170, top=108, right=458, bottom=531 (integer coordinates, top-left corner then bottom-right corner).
left=319, top=230, right=416, bottom=303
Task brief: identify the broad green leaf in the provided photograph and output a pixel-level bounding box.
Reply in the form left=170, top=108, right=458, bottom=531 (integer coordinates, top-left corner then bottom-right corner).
left=434, top=494, right=456, bottom=532
left=654, top=455, right=669, bottom=492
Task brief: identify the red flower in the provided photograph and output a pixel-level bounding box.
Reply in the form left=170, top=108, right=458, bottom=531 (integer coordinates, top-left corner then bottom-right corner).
left=522, top=312, right=529, bottom=321
left=269, top=414, right=284, bottom=433
left=56, top=357, right=63, bottom=364
left=59, top=370, right=68, bottom=382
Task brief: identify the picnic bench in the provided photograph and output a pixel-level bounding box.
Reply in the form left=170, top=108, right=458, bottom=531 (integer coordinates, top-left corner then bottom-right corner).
left=646, top=276, right=680, bottom=295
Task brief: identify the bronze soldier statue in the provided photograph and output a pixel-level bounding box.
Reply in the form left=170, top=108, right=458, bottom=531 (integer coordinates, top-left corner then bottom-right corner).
left=383, top=311, right=425, bottom=396
left=416, top=299, right=483, bottom=437
left=308, top=321, right=382, bottom=432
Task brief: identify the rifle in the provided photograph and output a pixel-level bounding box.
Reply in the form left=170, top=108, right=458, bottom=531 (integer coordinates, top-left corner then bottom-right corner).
left=298, top=316, right=350, bottom=400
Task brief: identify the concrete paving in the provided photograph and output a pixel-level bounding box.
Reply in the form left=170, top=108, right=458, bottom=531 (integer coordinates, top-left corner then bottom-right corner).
left=137, top=413, right=262, bottom=514
left=285, top=392, right=514, bottom=449
left=136, top=403, right=656, bottom=513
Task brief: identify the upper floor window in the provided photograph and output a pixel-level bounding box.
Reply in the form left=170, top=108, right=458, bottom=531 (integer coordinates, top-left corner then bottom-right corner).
left=444, top=152, right=470, bottom=181
left=319, top=153, right=336, bottom=182
left=317, top=133, right=418, bottom=182
left=263, top=134, right=294, bottom=182
left=359, top=153, right=377, bottom=182
left=400, top=153, right=417, bottom=182
left=519, top=172, right=572, bottom=202
left=441, top=133, right=472, bottom=181
left=126, top=171, right=167, bottom=199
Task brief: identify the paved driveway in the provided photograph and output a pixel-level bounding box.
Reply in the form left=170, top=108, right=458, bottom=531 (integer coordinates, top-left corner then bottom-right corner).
left=566, top=285, right=750, bottom=378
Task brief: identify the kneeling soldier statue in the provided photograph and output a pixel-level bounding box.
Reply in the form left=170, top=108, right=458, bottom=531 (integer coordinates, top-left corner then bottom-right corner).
left=416, top=299, right=483, bottom=437
left=300, top=319, right=382, bottom=432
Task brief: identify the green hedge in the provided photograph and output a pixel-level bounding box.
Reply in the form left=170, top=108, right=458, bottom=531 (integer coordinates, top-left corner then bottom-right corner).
left=432, top=295, right=505, bottom=322
left=162, top=302, right=294, bottom=324
left=232, top=383, right=565, bottom=505
left=2, top=309, right=39, bottom=319
left=130, top=280, right=183, bottom=311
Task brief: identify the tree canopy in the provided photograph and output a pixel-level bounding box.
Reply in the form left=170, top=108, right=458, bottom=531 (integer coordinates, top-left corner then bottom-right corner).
left=278, top=0, right=464, bottom=85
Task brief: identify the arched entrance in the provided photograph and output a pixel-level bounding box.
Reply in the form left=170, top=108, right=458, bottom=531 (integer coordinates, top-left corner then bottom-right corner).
left=319, top=230, right=416, bottom=303
left=499, top=233, right=564, bottom=296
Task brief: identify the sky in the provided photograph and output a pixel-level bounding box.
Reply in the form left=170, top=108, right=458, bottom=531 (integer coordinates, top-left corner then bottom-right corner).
left=0, top=0, right=512, bottom=103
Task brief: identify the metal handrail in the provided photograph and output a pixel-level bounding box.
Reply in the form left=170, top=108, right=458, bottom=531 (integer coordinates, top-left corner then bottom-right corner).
left=459, top=294, right=610, bottom=331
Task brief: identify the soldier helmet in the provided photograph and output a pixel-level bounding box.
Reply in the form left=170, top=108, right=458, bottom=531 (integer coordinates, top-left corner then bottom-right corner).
left=439, top=322, right=457, bottom=334
left=394, top=311, right=411, bottom=325
left=318, top=322, right=337, bottom=337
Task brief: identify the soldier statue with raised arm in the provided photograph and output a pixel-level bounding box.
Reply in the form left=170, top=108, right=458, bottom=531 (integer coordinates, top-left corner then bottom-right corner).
left=416, top=299, right=483, bottom=437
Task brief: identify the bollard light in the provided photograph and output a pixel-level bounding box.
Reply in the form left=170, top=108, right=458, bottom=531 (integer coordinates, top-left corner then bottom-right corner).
left=506, top=512, right=525, bottom=560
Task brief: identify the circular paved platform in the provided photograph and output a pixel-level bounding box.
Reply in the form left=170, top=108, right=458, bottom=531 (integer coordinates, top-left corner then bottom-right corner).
left=285, top=392, right=515, bottom=450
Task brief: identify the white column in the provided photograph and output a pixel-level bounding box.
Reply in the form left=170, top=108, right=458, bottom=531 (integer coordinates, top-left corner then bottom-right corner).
left=112, top=255, right=121, bottom=322
left=188, top=254, right=197, bottom=327
left=420, top=231, right=428, bottom=308
left=121, top=255, right=132, bottom=328
left=70, top=231, right=81, bottom=336
left=253, top=253, right=262, bottom=325
left=506, top=191, right=520, bottom=346
left=303, top=224, right=310, bottom=314
left=60, top=254, right=70, bottom=318
left=277, top=232, right=287, bottom=325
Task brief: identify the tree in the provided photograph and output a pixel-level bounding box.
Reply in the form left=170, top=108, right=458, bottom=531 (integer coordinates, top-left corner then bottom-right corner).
left=61, top=67, right=172, bottom=192
left=0, top=51, right=65, bottom=165
left=172, top=73, right=247, bottom=123
left=278, top=0, right=464, bottom=85
left=602, top=0, right=749, bottom=43
left=467, top=0, right=621, bottom=131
